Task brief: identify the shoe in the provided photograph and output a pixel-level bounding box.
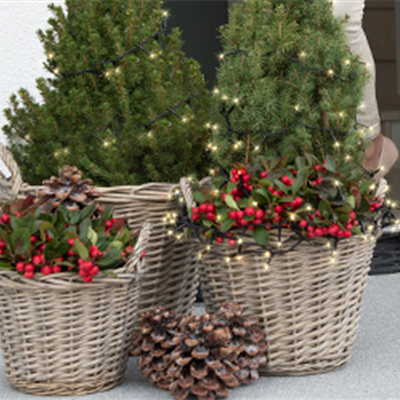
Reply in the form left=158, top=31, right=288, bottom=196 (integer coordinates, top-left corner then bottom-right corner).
left=373, top=136, right=399, bottom=181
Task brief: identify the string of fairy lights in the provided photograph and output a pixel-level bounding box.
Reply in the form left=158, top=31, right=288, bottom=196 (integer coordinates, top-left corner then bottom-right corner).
left=25, top=10, right=195, bottom=152
left=164, top=44, right=399, bottom=266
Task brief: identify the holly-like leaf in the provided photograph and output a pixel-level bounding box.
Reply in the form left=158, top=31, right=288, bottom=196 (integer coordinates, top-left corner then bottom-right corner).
left=77, top=204, right=96, bottom=223
left=225, top=194, right=239, bottom=211
left=193, top=192, right=206, bottom=204
left=110, top=240, right=123, bottom=249
left=11, top=228, right=30, bottom=255
left=87, top=227, right=98, bottom=245
left=347, top=195, right=356, bottom=209
left=291, top=167, right=307, bottom=194
left=325, top=155, right=336, bottom=173
left=97, top=247, right=122, bottom=268
left=252, top=226, right=270, bottom=246
left=79, top=218, right=91, bottom=243
left=54, top=241, right=70, bottom=258
left=220, top=219, right=235, bottom=233
left=0, top=261, right=14, bottom=270
left=73, top=240, right=89, bottom=260
left=351, top=226, right=363, bottom=235
left=318, top=200, right=332, bottom=220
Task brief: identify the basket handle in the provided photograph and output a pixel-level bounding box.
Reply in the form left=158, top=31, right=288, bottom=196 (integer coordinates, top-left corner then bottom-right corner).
left=0, top=143, right=27, bottom=201
left=124, top=222, right=152, bottom=276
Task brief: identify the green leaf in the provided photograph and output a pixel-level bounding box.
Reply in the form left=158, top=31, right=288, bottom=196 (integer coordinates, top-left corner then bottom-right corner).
left=110, top=240, right=123, bottom=249
left=54, top=241, right=69, bottom=258
left=11, top=228, right=31, bottom=255
left=87, top=227, right=98, bottom=245
left=351, top=226, right=363, bottom=235
left=220, top=219, right=235, bottom=233
left=0, top=261, right=14, bottom=270
left=79, top=218, right=91, bottom=243
left=273, top=179, right=288, bottom=193
left=10, top=216, right=25, bottom=231
left=225, top=194, right=239, bottom=211
left=347, top=195, right=356, bottom=209
left=359, top=179, right=375, bottom=194
left=295, top=156, right=305, bottom=170
left=97, top=247, right=122, bottom=268
left=318, top=200, right=332, bottom=220
left=193, top=192, right=206, bottom=204
left=78, top=204, right=96, bottom=223
left=73, top=240, right=89, bottom=260
left=226, top=181, right=238, bottom=193
left=291, top=167, right=307, bottom=194
left=358, top=198, right=371, bottom=213
left=102, top=271, right=119, bottom=279
left=325, top=155, right=336, bottom=172
left=40, top=221, right=54, bottom=232
left=252, top=226, right=270, bottom=246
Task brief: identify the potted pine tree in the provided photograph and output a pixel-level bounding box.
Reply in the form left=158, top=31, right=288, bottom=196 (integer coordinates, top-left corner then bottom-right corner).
left=1, top=0, right=209, bottom=324
left=179, top=0, right=385, bottom=375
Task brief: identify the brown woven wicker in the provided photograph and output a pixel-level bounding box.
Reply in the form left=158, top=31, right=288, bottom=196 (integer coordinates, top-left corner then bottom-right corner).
left=180, top=177, right=378, bottom=376
left=0, top=222, right=151, bottom=395
left=0, top=144, right=198, bottom=330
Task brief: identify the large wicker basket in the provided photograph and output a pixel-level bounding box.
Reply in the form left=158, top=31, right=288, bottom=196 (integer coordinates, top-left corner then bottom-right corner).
left=0, top=144, right=198, bottom=330
left=0, top=222, right=151, bottom=396
left=180, top=178, right=379, bottom=376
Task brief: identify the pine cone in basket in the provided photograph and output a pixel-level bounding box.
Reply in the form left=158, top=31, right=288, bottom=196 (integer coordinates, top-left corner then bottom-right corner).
left=132, top=303, right=267, bottom=400
left=34, top=165, right=104, bottom=215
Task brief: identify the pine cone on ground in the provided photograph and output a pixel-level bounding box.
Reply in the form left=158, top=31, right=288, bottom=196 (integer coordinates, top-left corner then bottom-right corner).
left=34, top=165, right=104, bottom=215
left=131, top=307, right=185, bottom=390
left=132, top=303, right=267, bottom=400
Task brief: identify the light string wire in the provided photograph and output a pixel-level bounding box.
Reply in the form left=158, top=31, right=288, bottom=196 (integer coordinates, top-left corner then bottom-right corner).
left=32, top=13, right=194, bottom=147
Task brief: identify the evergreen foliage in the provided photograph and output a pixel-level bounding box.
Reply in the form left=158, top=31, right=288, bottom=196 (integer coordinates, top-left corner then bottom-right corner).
left=3, top=0, right=210, bottom=186
left=209, top=0, right=369, bottom=174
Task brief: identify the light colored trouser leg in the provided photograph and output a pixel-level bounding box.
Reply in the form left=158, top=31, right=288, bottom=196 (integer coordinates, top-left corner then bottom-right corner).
left=332, top=0, right=381, bottom=140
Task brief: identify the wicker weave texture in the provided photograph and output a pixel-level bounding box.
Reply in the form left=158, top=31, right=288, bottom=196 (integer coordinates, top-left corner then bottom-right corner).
left=0, top=144, right=199, bottom=330
left=198, top=230, right=376, bottom=376
left=0, top=223, right=150, bottom=395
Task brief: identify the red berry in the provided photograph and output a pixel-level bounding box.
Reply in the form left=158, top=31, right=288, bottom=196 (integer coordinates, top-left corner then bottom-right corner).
left=245, top=207, right=255, bottom=217
left=295, top=197, right=303, bottom=206
left=328, top=225, right=339, bottom=236
left=344, top=230, right=352, bottom=239
left=228, top=239, right=236, bottom=246
left=316, top=178, right=323, bottom=185
left=0, top=240, right=6, bottom=249
left=0, top=214, right=10, bottom=224
left=121, top=250, right=127, bottom=257
left=207, top=204, right=215, bottom=213
left=45, top=233, right=52, bottom=243
left=41, top=265, right=53, bottom=275
left=314, top=164, right=321, bottom=171
left=30, top=236, right=37, bottom=244
left=337, top=230, right=344, bottom=238
left=237, top=210, right=245, bottom=219
left=68, top=249, right=75, bottom=256
left=32, top=255, right=41, bottom=265
left=231, top=168, right=238, bottom=175
left=281, top=175, right=291, bottom=185
left=260, top=171, right=268, bottom=178
left=16, top=262, right=25, bottom=272
left=68, top=238, right=75, bottom=246
left=242, top=174, right=251, bottom=183
left=106, top=220, right=114, bottom=229
left=192, top=214, right=199, bottom=221
left=192, top=207, right=199, bottom=215
left=308, top=232, right=315, bottom=238
left=14, top=211, right=22, bottom=218
left=255, top=209, right=264, bottom=220
left=39, top=254, right=45, bottom=264
left=199, top=203, right=208, bottom=213
left=239, top=168, right=247, bottom=176
left=349, top=211, right=357, bottom=220
left=299, top=220, right=307, bottom=228
left=91, top=265, right=99, bottom=275
left=274, top=205, right=283, bottom=214
left=125, top=245, right=133, bottom=254
left=229, top=211, right=237, bottom=220
left=272, top=215, right=281, bottom=223
left=142, top=250, right=146, bottom=258
left=314, top=228, right=323, bottom=237
left=253, top=219, right=262, bottom=225
left=230, top=177, right=237, bottom=183
left=25, top=264, right=34, bottom=273
left=24, top=271, right=34, bottom=279
left=206, top=213, right=216, bottom=222
left=216, top=237, right=223, bottom=243
left=83, top=275, right=93, bottom=283
left=53, top=265, right=62, bottom=273
left=268, top=186, right=275, bottom=193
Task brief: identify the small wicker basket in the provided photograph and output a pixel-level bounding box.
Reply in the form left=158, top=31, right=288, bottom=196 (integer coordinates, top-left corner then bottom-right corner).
left=0, top=144, right=198, bottom=330
left=180, top=178, right=379, bottom=376
left=0, top=222, right=151, bottom=396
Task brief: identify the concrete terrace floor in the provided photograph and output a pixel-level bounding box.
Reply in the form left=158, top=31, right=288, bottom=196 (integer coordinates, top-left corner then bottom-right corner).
left=0, top=273, right=399, bottom=400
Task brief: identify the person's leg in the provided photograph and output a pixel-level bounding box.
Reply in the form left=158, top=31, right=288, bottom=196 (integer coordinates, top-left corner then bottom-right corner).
left=332, top=0, right=398, bottom=177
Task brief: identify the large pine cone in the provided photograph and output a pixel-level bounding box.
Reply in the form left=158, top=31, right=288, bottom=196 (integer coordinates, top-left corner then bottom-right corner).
left=132, top=303, right=267, bottom=400
left=34, top=165, right=104, bottom=215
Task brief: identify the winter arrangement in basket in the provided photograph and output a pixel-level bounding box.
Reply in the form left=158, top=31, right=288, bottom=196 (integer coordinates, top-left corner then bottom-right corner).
left=0, top=166, right=150, bottom=395
left=1, top=0, right=211, bottom=324
left=171, top=0, right=390, bottom=376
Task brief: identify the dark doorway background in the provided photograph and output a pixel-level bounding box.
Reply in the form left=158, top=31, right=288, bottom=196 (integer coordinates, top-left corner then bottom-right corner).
left=163, top=1, right=229, bottom=89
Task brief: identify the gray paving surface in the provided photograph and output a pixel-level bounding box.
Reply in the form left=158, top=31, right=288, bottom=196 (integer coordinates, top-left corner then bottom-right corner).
left=0, top=274, right=399, bottom=399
